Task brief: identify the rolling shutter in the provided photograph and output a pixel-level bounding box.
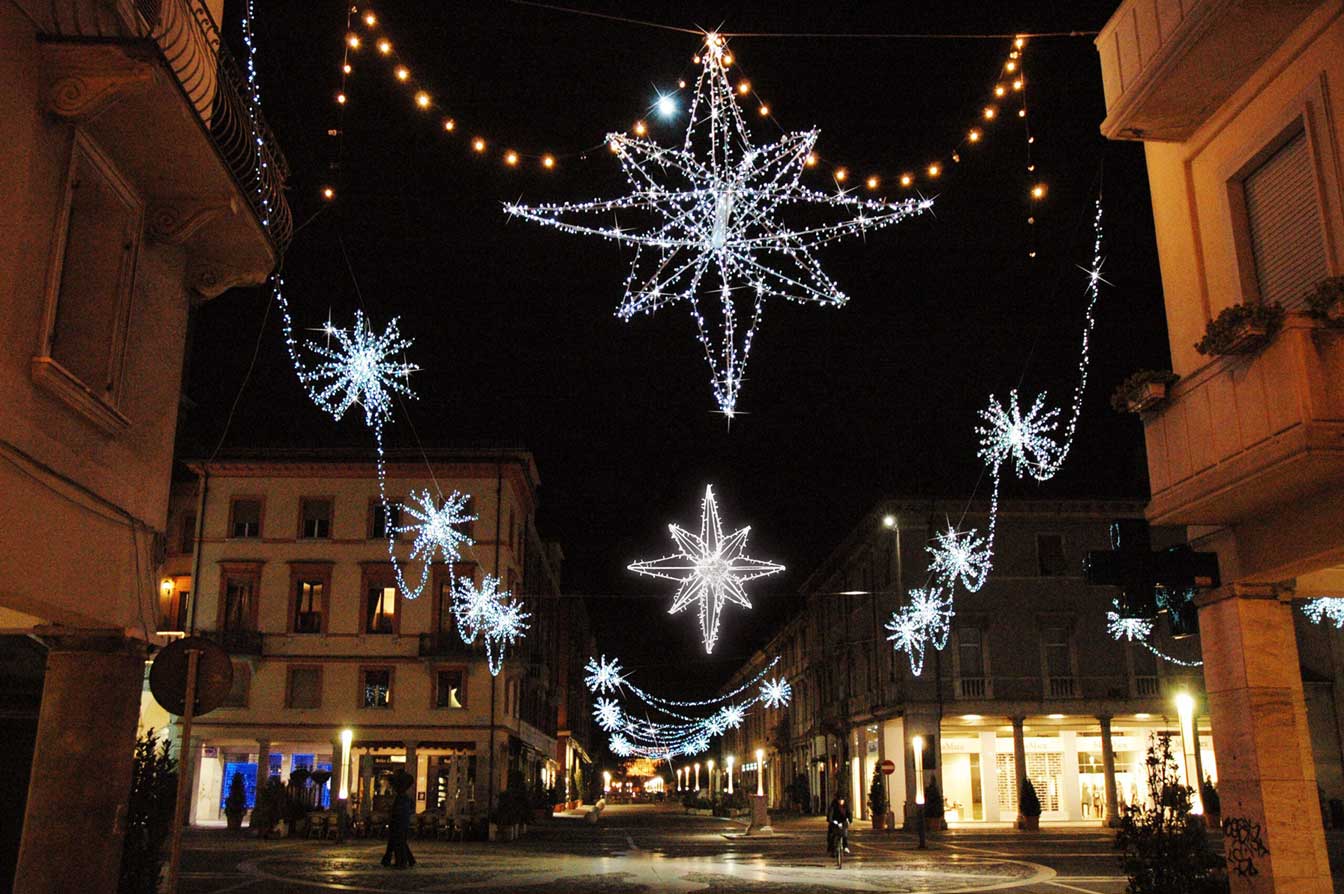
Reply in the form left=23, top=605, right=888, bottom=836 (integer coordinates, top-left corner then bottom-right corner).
left=1243, top=129, right=1327, bottom=309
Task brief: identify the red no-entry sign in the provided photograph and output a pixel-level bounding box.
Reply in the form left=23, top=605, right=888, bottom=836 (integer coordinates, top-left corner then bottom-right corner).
left=880, top=759, right=896, bottom=775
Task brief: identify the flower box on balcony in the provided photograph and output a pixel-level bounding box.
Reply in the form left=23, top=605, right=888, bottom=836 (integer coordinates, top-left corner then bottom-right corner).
left=1194, top=302, right=1283, bottom=356
left=1306, top=276, right=1344, bottom=326
left=1110, top=370, right=1179, bottom=414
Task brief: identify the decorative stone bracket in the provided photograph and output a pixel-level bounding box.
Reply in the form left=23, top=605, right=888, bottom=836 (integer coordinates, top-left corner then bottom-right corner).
left=40, top=40, right=158, bottom=121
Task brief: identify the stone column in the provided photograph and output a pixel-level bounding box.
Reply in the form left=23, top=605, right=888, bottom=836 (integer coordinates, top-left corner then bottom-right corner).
left=359, top=753, right=375, bottom=815
left=1199, top=585, right=1330, bottom=894
left=13, top=629, right=146, bottom=894
left=256, top=739, right=271, bottom=784
left=1098, top=715, right=1119, bottom=827
left=1011, top=716, right=1027, bottom=822
left=1060, top=730, right=1081, bottom=820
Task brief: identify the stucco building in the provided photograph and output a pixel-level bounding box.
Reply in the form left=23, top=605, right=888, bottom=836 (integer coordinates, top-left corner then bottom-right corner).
left=1095, top=1, right=1344, bottom=890
left=155, top=448, right=593, bottom=825
left=0, top=0, right=286, bottom=889
left=722, top=499, right=1344, bottom=831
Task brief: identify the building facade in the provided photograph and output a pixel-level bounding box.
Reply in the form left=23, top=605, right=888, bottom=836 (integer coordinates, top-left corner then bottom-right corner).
left=0, top=0, right=286, bottom=889
left=1096, top=2, right=1344, bottom=890
left=154, top=449, right=592, bottom=826
left=724, top=499, right=1344, bottom=829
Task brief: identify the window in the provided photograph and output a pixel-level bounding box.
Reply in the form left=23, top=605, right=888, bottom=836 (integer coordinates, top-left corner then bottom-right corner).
left=293, top=579, right=325, bottom=633
left=365, top=585, right=397, bottom=634
left=958, top=627, right=984, bottom=677
left=300, top=498, right=332, bottom=539
left=229, top=499, right=261, bottom=539
left=1042, top=625, right=1074, bottom=697
left=287, top=667, right=322, bottom=709
left=1037, top=534, right=1068, bottom=577
left=33, top=134, right=142, bottom=430
left=437, top=564, right=476, bottom=634
left=220, top=572, right=257, bottom=632
left=157, top=579, right=188, bottom=632
left=1241, top=129, right=1327, bottom=308
left=369, top=499, right=401, bottom=539
left=436, top=669, right=466, bottom=709
left=179, top=513, right=196, bottom=555
left=361, top=667, right=393, bottom=708
left=222, top=662, right=250, bottom=708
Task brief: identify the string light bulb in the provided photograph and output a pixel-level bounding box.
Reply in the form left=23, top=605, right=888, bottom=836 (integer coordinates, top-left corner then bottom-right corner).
left=968, top=128, right=982, bottom=142
left=321, top=185, right=335, bottom=201
left=395, top=65, right=409, bottom=81
left=1005, top=60, right=1017, bottom=73
left=342, top=63, right=352, bottom=74
left=336, top=92, right=347, bottom=104
left=472, top=136, right=486, bottom=153
left=983, top=106, right=997, bottom=120
left=504, top=149, right=519, bottom=166
left=347, top=33, right=360, bottom=49
left=927, top=163, right=941, bottom=178
left=1013, top=78, right=1024, bottom=91
left=1015, top=36, right=1026, bottom=49
left=1031, top=183, right=1047, bottom=199
left=541, top=154, right=556, bottom=169
left=633, top=120, right=647, bottom=136
left=737, top=81, right=751, bottom=95
left=414, top=90, right=430, bottom=108
left=363, top=11, right=376, bottom=26
left=758, top=104, right=770, bottom=116
left=995, top=84, right=1006, bottom=97
left=442, top=118, right=455, bottom=131
left=899, top=173, right=913, bottom=187
left=833, top=167, right=848, bottom=182
left=804, top=152, right=817, bottom=167
left=377, top=38, right=392, bottom=55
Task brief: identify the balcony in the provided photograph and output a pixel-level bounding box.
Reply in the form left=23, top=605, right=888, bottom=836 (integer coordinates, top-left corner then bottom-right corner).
left=201, top=628, right=262, bottom=655
left=1134, top=675, right=1161, bottom=697
left=1143, top=321, right=1344, bottom=539
left=419, top=633, right=474, bottom=658
left=1096, top=0, right=1321, bottom=141
left=22, top=0, right=290, bottom=294
left=956, top=676, right=989, bottom=699
left=1046, top=676, right=1077, bottom=699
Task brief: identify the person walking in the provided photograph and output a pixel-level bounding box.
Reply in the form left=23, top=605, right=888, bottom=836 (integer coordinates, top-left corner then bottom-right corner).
left=382, top=771, right=416, bottom=869
left=826, top=794, right=851, bottom=861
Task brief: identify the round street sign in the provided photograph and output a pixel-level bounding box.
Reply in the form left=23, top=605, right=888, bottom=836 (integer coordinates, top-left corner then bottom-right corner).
left=149, top=635, right=233, bottom=717
left=880, top=759, right=896, bottom=775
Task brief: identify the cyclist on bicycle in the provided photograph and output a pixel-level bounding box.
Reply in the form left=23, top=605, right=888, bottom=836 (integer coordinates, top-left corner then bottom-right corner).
left=826, top=794, right=852, bottom=859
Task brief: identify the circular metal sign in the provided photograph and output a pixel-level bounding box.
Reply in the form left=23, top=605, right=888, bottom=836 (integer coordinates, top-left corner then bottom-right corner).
left=880, top=759, right=896, bottom=775
left=149, top=635, right=234, bottom=717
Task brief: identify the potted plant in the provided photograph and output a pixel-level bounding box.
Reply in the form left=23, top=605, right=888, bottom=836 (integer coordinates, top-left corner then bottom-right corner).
left=250, top=777, right=288, bottom=838
left=1110, top=370, right=1179, bottom=414
left=1194, top=301, right=1284, bottom=355
left=224, top=772, right=248, bottom=832
left=1017, top=777, right=1042, bottom=830
left=1305, top=276, right=1344, bottom=326
left=923, top=778, right=946, bottom=831
left=868, top=765, right=888, bottom=830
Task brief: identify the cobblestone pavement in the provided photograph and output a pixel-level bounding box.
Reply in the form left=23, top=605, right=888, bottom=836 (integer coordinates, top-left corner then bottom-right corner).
left=176, top=804, right=1138, bottom=894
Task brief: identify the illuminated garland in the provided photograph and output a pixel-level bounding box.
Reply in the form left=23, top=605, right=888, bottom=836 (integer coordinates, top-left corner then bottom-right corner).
left=1303, top=598, right=1344, bottom=628
left=628, top=485, right=784, bottom=653
left=506, top=33, right=931, bottom=417
left=584, top=653, right=789, bottom=759
left=1105, top=600, right=1202, bottom=668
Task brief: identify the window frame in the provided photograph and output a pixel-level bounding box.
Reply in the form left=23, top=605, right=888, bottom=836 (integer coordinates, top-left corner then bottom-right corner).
left=32, top=130, right=143, bottom=434
left=1038, top=617, right=1079, bottom=697
left=221, top=661, right=251, bottom=708
left=432, top=563, right=477, bottom=634
left=359, top=665, right=395, bottom=710
left=367, top=496, right=404, bottom=541
left=228, top=496, right=265, bottom=540
left=285, top=664, right=324, bottom=710
left=433, top=665, right=468, bottom=710
left=288, top=562, right=333, bottom=635
left=297, top=496, right=335, bottom=540
left=216, top=562, right=262, bottom=633
left=1035, top=532, right=1068, bottom=577
left=359, top=562, right=400, bottom=635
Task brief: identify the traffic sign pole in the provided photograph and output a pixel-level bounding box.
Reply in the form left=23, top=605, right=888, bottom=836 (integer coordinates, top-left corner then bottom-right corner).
left=164, top=647, right=199, bottom=893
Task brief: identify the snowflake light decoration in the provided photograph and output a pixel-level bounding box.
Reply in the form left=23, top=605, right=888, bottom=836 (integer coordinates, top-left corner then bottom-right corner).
left=927, top=525, right=991, bottom=593
left=608, top=733, right=635, bottom=757
left=384, top=489, right=476, bottom=599
left=452, top=574, right=530, bottom=676
left=629, top=485, right=783, bottom=653
left=505, top=33, right=930, bottom=417
left=705, top=714, right=726, bottom=737
left=760, top=676, right=792, bottom=710
left=976, top=389, right=1062, bottom=481
left=594, top=697, right=623, bottom=732
left=885, top=609, right=927, bottom=676
left=684, top=736, right=710, bottom=756
left=299, top=310, right=416, bottom=429
left=719, top=704, right=746, bottom=729
left=907, top=587, right=954, bottom=651
left=584, top=655, right=627, bottom=694
left=1106, top=601, right=1153, bottom=641
left=1303, top=598, right=1344, bottom=628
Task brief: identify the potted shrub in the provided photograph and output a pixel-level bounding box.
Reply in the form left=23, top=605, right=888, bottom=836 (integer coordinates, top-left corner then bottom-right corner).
left=1305, top=276, right=1344, bottom=326
left=250, top=777, right=288, bottom=838
left=224, top=772, right=248, bottom=832
left=1017, top=777, right=1042, bottom=830
left=1110, top=370, right=1179, bottom=414
left=868, top=765, right=888, bottom=830
left=1194, top=301, right=1284, bottom=356
left=923, top=779, right=946, bottom=831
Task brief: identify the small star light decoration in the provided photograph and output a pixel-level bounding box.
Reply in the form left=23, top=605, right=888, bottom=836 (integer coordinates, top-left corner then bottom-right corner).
left=504, top=33, right=930, bottom=418
left=927, top=524, right=992, bottom=592
left=387, top=489, right=476, bottom=599
left=608, top=733, right=635, bottom=757
left=1303, top=598, right=1344, bottom=628
left=452, top=574, right=529, bottom=676
left=761, top=676, right=792, bottom=710
left=629, top=485, right=784, bottom=653
left=593, top=697, right=623, bottom=732
left=300, top=310, right=416, bottom=429
left=886, top=587, right=952, bottom=675
left=976, top=389, right=1063, bottom=482
left=584, top=655, right=627, bottom=694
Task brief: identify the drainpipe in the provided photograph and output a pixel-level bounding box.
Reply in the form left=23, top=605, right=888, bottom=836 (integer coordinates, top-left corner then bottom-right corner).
left=186, top=465, right=209, bottom=635
left=488, top=460, right=503, bottom=816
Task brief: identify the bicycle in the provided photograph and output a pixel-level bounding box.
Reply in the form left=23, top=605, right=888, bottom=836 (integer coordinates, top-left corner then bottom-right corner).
left=830, top=819, right=850, bottom=869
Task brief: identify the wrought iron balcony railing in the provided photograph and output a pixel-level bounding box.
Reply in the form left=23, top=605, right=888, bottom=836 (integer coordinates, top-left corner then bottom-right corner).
left=25, top=0, right=292, bottom=252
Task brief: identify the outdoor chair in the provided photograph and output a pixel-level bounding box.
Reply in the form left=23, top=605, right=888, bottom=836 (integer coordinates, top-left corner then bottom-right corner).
left=307, top=814, right=327, bottom=839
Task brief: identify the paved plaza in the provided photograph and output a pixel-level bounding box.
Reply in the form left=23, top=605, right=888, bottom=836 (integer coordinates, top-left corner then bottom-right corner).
left=179, top=803, right=1149, bottom=894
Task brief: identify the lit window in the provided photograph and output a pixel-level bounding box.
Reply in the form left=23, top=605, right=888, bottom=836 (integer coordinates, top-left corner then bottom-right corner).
left=436, top=669, right=465, bottom=709
left=365, top=585, right=397, bottom=634
left=293, top=580, right=324, bottom=633
left=362, top=668, right=392, bottom=708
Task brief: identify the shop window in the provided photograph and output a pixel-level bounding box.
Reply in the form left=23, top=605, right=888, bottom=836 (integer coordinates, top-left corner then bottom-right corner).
left=362, top=667, right=393, bottom=708
left=365, top=585, right=397, bottom=634
left=1036, top=534, right=1068, bottom=577
left=436, top=668, right=466, bottom=709
left=293, top=579, right=325, bottom=633
left=230, top=499, right=262, bottom=539
left=221, top=662, right=250, bottom=707
left=1240, top=128, right=1327, bottom=308
left=220, top=762, right=258, bottom=810
left=286, top=666, right=322, bottom=709
left=300, top=498, right=332, bottom=539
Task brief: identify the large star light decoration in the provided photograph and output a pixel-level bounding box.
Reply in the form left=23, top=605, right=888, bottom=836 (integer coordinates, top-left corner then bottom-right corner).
left=504, top=33, right=930, bottom=418
left=976, top=389, right=1062, bottom=481
left=761, top=676, right=792, bottom=710
left=452, top=574, right=529, bottom=676
left=385, top=489, right=476, bottom=599
left=927, top=525, right=992, bottom=592
left=300, top=310, right=416, bottom=429
left=629, top=485, right=784, bottom=653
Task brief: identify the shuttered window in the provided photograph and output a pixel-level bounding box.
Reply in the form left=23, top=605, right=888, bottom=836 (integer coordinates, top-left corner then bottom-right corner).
left=1243, top=130, right=1327, bottom=308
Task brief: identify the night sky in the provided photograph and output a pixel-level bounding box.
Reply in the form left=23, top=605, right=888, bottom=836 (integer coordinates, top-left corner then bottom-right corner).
left=188, top=1, right=1170, bottom=693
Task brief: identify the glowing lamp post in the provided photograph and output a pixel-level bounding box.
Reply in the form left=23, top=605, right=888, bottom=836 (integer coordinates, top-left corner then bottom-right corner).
left=913, top=735, right=927, bottom=850
left=603, top=770, right=612, bottom=795
left=1174, top=692, right=1203, bottom=814
left=338, top=729, right=353, bottom=802
left=726, top=755, right=735, bottom=795
left=755, top=748, right=765, bottom=797
left=694, top=762, right=701, bottom=791
left=708, top=759, right=716, bottom=796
